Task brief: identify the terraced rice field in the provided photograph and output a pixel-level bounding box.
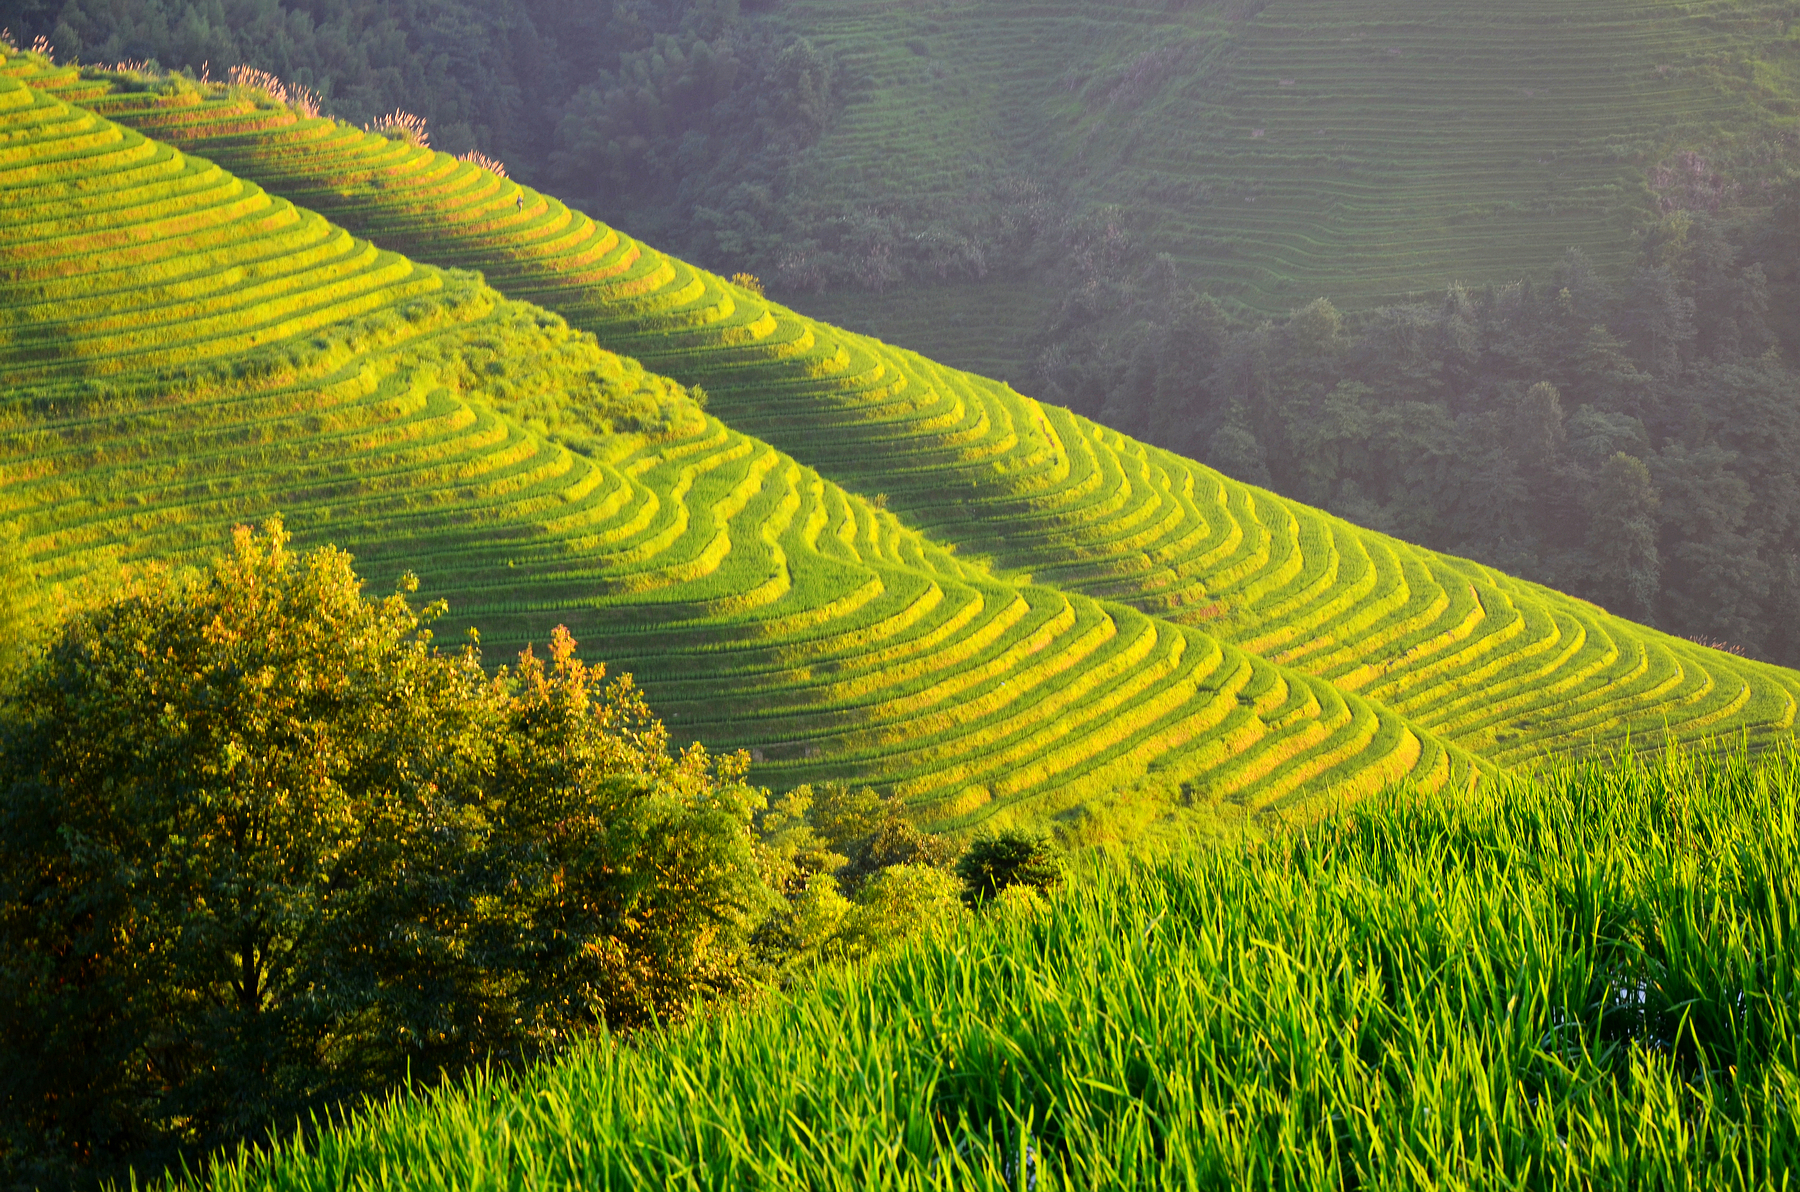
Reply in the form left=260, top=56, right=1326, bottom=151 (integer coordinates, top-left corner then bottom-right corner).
left=47, top=54, right=1800, bottom=772
left=0, top=66, right=1483, bottom=835
left=784, top=0, right=1798, bottom=369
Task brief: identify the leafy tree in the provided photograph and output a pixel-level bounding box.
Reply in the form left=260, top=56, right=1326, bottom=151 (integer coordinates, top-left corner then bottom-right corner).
left=955, top=830, right=1066, bottom=906
left=1587, top=452, right=1662, bottom=619
left=828, top=864, right=962, bottom=957
left=0, top=520, right=769, bottom=1188
left=482, top=627, right=774, bottom=1033
left=749, top=781, right=962, bottom=976
left=1513, top=381, right=1566, bottom=475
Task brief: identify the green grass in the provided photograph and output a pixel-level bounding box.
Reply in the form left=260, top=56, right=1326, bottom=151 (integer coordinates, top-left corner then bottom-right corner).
left=179, top=744, right=1800, bottom=1190
left=45, top=60, right=1795, bottom=772
left=0, top=65, right=1477, bottom=837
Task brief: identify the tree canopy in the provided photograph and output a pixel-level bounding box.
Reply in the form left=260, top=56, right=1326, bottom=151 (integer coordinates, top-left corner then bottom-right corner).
left=0, top=520, right=775, bottom=1186
left=0, top=518, right=986, bottom=1188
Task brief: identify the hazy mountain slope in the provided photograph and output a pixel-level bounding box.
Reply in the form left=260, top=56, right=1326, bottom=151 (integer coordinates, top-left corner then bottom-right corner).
left=774, top=0, right=1799, bottom=374
left=44, top=57, right=1798, bottom=770
left=0, top=68, right=1482, bottom=838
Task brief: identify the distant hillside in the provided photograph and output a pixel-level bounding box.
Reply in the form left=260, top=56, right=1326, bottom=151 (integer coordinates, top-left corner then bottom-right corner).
left=0, top=62, right=1485, bottom=842
left=764, top=0, right=1800, bottom=376
left=33, top=50, right=1800, bottom=778
left=11, top=1, right=1795, bottom=382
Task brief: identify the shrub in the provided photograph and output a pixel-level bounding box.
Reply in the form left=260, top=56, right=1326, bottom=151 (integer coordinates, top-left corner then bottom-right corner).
left=955, top=830, right=1066, bottom=905
left=751, top=783, right=962, bottom=976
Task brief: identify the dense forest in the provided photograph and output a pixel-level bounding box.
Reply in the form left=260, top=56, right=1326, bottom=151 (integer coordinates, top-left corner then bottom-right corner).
left=1029, top=200, right=1800, bottom=665
left=5, top=0, right=1798, bottom=658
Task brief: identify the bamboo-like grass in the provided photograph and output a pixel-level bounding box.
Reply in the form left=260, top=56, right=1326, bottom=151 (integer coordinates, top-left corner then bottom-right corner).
left=188, top=744, right=1800, bottom=1191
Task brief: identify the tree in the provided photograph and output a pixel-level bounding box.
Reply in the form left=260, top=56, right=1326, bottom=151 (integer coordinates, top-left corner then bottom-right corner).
left=0, top=519, right=492, bottom=1185
left=1586, top=452, right=1662, bottom=619
left=0, top=520, right=769, bottom=1187
left=1514, top=382, right=1567, bottom=475
left=955, top=830, right=1066, bottom=906
left=481, top=627, right=774, bottom=1034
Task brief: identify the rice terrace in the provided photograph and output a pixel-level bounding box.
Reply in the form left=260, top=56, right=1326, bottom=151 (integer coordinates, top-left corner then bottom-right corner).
left=0, top=1, right=1797, bottom=1187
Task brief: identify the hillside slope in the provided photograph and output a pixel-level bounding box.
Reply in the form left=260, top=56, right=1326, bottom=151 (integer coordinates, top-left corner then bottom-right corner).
left=776, top=0, right=1800, bottom=373
left=38, top=56, right=1799, bottom=770
left=0, top=69, right=1483, bottom=837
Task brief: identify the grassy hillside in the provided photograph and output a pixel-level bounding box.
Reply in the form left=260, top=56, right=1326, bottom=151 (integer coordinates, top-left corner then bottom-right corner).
left=777, top=0, right=1800, bottom=373
left=41, top=55, right=1798, bottom=772
left=170, top=747, right=1800, bottom=1189
left=0, top=67, right=1484, bottom=837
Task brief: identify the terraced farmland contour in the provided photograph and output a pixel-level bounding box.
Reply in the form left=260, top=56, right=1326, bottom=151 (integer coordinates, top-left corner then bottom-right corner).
left=40, top=56, right=1798, bottom=770
left=766, top=0, right=1800, bottom=370
left=0, top=69, right=1479, bottom=836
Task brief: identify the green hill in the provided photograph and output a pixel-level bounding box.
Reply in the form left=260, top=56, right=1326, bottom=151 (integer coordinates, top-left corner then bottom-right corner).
left=767, top=0, right=1800, bottom=375
left=36, top=52, right=1797, bottom=774
left=0, top=65, right=1487, bottom=839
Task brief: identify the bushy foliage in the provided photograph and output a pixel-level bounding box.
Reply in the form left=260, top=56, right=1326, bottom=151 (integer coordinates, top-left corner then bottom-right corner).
left=954, top=830, right=1066, bottom=906
left=753, top=782, right=963, bottom=974
left=0, top=520, right=771, bottom=1187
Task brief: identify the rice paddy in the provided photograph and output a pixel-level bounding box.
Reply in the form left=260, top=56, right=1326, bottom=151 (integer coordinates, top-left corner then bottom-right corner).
left=0, top=65, right=1479, bottom=836
left=781, top=0, right=1800, bottom=371
left=34, top=49, right=1795, bottom=776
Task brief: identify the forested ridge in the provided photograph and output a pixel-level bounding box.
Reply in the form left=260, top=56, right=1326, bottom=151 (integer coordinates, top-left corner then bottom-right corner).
left=1032, top=201, right=1800, bottom=665
left=0, top=0, right=838, bottom=257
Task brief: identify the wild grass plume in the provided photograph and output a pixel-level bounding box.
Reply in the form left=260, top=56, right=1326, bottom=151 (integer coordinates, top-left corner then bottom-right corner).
left=456, top=149, right=506, bottom=178
left=366, top=108, right=427, bottom=146
left=226, top=65, right=320, bottom=117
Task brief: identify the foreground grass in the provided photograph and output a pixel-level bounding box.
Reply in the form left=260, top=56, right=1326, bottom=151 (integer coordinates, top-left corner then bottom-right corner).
left=193, top=747, right=1799, bottom=1191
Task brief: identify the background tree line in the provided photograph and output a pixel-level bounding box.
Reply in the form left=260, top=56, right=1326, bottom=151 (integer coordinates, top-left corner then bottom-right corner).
left=1029, top=199, right=1800, bottom=666
left=0, top=521, right=1063, bottom=1190
left=0, top=0, right=861, bottom=274
left=0, top=0, right=1088, bottom=291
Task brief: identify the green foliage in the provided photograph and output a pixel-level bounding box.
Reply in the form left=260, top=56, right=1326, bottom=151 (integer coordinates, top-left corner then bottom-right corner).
left=171, top=745, right=1800, bottom=1190
left=954, top=830, right=1065, bottom=906
left=753, top=783, right=964, bottom=975
left=1589, top=451, right=1662, bottom=618
left=0, top=520, right=769, bottom=1188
